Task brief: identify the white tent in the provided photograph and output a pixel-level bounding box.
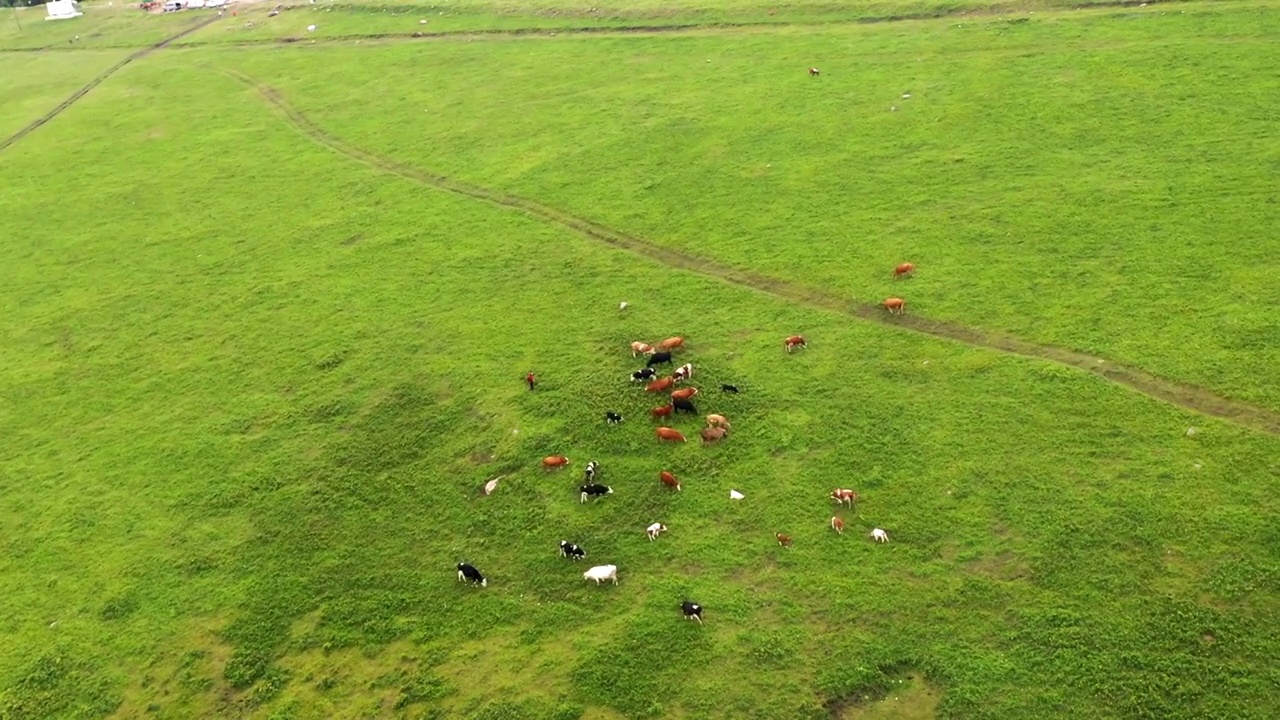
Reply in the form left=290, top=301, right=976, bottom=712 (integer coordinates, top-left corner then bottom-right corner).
left=45, top=0, right=83, bottom=20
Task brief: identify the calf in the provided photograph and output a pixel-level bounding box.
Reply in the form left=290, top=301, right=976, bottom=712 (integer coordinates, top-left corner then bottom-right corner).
left=584, top=461, right=599, bottom=481
left=651, top=404, right=674, bottom=419
left=673, top=398, right=698, bottom=415
left=646, top=523, right=668, bottom=541
left=656, top=427, right=687, bottom=442
left=647, top=351, right=673, bottom=367
left=660, top=471, right=681, bottom=491
left=631, top=341, right=654, bottom=357
left=631, top=367, right=657, bottom=382
left=657, top=336, right=685, bottom=351
left=646, top=377, right=675, bottom=393
left=681, top=600, right=704, bottom=624
left=543, top=455, right=569, bottom=470
left=784, top=335, right=808, bottom=353
left=456, top=563, right=486, bottom=587
left=559, top=541, right=586, bottom=560
left=893, top=262, right=916, bottom=279
left=808, top=67, right=820, bottom=77
left=605, top=411, right=623, bottom=424
left=671, top=387, right=699, bottom=401
left=706, top=414, right=730, bottom=429
left=830, top=488, right=858, bottom=507
left=871, top=528, right=890, bottom=543
left=883, top=297, right=906, bottom=315
left=831, top=516, right=845, bottom=535
left=673, top=363, right=694, bottom=382
left=583, top=564, right=618, bottom=585
left=720, top=384, right=740, bottom=394
left=701, top=426, right=727, bottom=443
left=580, top=484, right=613, bottom=503
left=775, top=532, right=792, bottom=548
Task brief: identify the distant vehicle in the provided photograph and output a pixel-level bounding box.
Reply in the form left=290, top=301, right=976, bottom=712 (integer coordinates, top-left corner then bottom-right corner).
left=205, top=0, right=227, bottom=6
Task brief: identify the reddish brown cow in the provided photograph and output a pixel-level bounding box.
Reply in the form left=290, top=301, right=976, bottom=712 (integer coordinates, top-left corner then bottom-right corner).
left=671, top=387, right=699, bottom=401
left=542, top=456, right=569, bottom=469
left=701, top=426, right=727, bottom=443
left=660, top=471, right=681, bottom=491
left=883, top=297, right=906, bottom=315
left=651, top=404, right=674, bottom=419
left=830, top=488, right=858, bottom=507
left=657, top=336, right=685, bottom=351
left=893, top=262, right=916, bottom=279
left=831, top=517, right=845, bottom=535
left=656, top=427, right=687, bottom=443
left=776, top=532, right=793, bottom=547
left=784, top=335, right=807, bottom=353
left=646, top=377, right=675, bottom=393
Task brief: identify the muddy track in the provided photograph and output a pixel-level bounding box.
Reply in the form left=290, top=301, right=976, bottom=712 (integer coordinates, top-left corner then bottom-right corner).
left=0, top=15, right=220, bottom=153
left=228, top=73, right=1279, bottom=436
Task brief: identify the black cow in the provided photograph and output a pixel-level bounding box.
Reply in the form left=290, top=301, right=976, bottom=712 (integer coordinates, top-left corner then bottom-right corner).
left=584, top=461, right=599, bottom=481
left=631, top=367, right=657, bottom=382
left=605, top=411, right=623, bottom=424
left=673, top=398, right=697, bottom=414
left=721, top=384, right=740, bottom=394
left=580, top=484, right=613, bottom=503
left=646, top=351, right=673, bottom=367
left=559, top=541, right=586, bottom=560
left=681, top=600, right=703, bottom=624
left=457, top=563, right=487, bottom=587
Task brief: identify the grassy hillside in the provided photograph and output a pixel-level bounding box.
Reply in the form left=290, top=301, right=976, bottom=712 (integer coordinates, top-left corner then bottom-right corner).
left=0, top=2, right=1277, bottom=719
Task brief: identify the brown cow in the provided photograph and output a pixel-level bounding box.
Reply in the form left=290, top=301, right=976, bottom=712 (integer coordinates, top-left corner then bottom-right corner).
left=784, top=335, right=807, bottom=353
left=631, top=341, right=654, bottom=357
left=775, top=532, right=792, bottom=547
left=701, top=426, right=728, bottom=443
left=883, top=297, right=906, bottom=315
left=705, top=414, right=730, bottom=429
left=671, top=387, right=699, bottom=401
left=651, top=404, right=674, bottom=419
left=542, top=456, right=569, bottom=469
left=657, top=336, right=685, bottom=351
left=831, top=516, right=845, bottom=535
left=830, top=488, right=858, bottom=507
left=656, top=427, right=687, bottom=442
left=808, top=67, right=820, bottom=77
left=660, top=471, right=681, bottom=491
left=893, top=262, right=916, bottom=279
left=646, top=377, right=675, bottom=393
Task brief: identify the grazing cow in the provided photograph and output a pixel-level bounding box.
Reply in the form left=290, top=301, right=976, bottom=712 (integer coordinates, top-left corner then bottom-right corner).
left=660, top=471, right=681, bottom=491
left=631, top=341, right=654, bottom=357
left=483, top=476, right=502, bottom=496
left=631, top=367, right=657, bottom=382
left=646, top=523, right=668, bottom=541
left=543, top=455, right=569, bottom=470
left=682, top=600, right=704, bottom=624
left=647, top=351, right=673, bottom=367
left=776, top=532, right=792, bottom=548
left=893, top=262, right=916, bottom=279
left=583, top=564, right=618, bottom=585
left=656, top=427, right=687, bottom=442
left=651, top=404, right=674, bottom=419
left=673, top=398, right=698, bottom=415
left=671, top=387, right=699, bottom=401
left=883, top=297, right=906, bottom=315
left=808, top=67, right=820, bottom=77
left=646, top=377, right=675, bottom=393
left=605, top=411, right=623, bottom=424
left=580, top=484, right=613, bottom=503
left=871, top=528, right=890, bottom=543
left=526, top=372, right=538, bottom=390
left=673, top=363, right=694, bottom=382
left=706, top=414, right=730, bottom=429
left=701, top=426, right=727, bottom=443
left=456, top=563, right=486, bottom=587
left=831, top=517, right=845, bottom=535
left=721, top=384, right=740, bottom=394
left=559, top=541, right=586, bottom=560
left=657, top=336, right=684, bottom=351
left=830, top=488, right=858, bottom=507
left=584, top=461, right=599, bottom=481
left=784, top=335, right=808, bottom=353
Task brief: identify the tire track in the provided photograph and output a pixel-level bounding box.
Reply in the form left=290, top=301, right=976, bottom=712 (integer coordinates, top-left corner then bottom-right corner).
left=229, top=73, right=1279, bottom=437
left=0, top=15, right=220, bottom=154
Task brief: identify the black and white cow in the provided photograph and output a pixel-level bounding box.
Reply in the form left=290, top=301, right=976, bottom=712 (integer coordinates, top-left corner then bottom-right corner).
left=605, top=411, right=623, bottom=424
left=631, top=367, right=657, bottom=382
left=457, top=563, right=486, bottom=587
left=681, top=600, right=703, bottom=624
left=559, top=541, right=586, bottom=560
left=584, top=461, right=599, bottom=481
left=672, top=398, right=697, bottom=414
left=720, top=384, right=740, bottom=394
left=646, top=351, right=673, bottom=367
left=580, top=484, right=613, bottom=503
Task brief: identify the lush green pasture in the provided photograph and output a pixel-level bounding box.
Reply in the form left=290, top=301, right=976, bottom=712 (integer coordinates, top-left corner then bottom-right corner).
left=208, top=0, right=1280, bottom=410
left=0, top=49, right=132, bottom=140
left=1, top=3, right=1278, bottom=720
left=0, top=4, right=198, bottom=50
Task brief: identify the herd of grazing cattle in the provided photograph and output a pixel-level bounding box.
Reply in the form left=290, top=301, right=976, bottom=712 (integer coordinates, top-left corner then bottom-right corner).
left=457, top=264, right=917, bottom=623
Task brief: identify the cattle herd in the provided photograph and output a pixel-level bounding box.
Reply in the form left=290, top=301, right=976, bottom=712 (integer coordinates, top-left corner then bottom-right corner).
left=457, top=264, right=918, bottom=623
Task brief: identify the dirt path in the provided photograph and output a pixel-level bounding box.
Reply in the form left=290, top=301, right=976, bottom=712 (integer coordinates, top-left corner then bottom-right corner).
left=226, top=73, right=1279, bottom=436
left=0, top=15, right=220, bottom=153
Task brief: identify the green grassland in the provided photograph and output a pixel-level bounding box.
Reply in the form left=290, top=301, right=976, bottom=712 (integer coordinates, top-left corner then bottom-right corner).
left=0, top=50, right=132, bottom=139
left=1, top=1, right=1278, bottom=719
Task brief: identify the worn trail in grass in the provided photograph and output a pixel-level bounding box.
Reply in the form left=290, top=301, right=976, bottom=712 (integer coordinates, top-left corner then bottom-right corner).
left=232, top=72, right=1280, bottom=437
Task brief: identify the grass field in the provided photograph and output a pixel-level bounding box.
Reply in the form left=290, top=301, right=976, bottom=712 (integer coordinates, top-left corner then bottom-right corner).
left=1, top=1, right=1278, bottom=718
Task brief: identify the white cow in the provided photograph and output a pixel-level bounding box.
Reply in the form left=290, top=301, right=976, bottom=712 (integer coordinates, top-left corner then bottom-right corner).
left=583, top=564, right=618, bottom=585
left=871, top=528, right=890, bottom=543
left=646, top=523, right=668, bottom=541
